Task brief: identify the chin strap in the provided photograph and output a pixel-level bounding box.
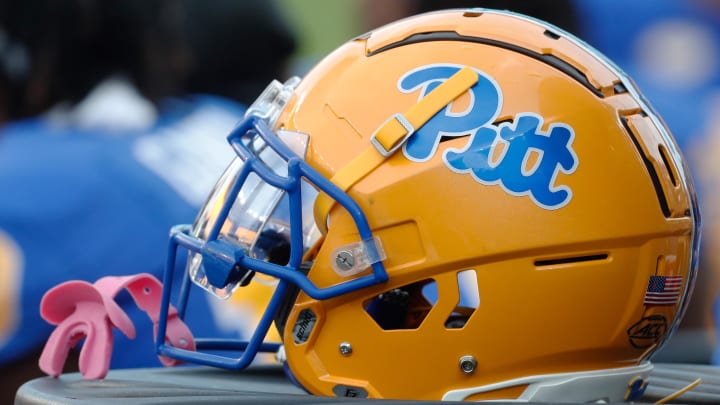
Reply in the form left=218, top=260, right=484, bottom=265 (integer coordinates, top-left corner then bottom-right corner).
left=39, top=273, right=195, bottom=379
left=313, top=66, right=479, bottom=234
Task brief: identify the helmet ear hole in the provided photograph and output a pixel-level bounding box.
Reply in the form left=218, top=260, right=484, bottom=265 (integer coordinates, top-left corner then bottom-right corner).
left=363, top=279, right=437, bottom=330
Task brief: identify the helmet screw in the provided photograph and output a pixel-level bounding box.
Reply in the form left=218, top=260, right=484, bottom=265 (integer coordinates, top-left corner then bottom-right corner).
left=339, top=342, right=353, bottom=356
left=335, top=251, right=355, bottom=271
left=459, top=355, right=477, bottom=374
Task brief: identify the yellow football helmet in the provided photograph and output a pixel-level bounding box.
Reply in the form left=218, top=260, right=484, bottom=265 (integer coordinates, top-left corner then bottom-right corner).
left=156, top=9, right=700, bottom=402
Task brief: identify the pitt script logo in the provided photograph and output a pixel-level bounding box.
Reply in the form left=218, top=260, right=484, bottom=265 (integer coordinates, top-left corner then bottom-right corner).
left=399, top=64, right=579, bottom=209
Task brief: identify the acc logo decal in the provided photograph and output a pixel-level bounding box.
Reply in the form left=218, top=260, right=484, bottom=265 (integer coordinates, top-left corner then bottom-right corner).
left=398, top=64, right=579, bottom=209
left=627, top=314, right=667, bottom=349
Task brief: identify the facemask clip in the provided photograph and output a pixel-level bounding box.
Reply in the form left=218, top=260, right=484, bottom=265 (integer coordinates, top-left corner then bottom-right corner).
left=201, top=239, right=253, bottom=290
left=331, top=236, right=386, bottom=277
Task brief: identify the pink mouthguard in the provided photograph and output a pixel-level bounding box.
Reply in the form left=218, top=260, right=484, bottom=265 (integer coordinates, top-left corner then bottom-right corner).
left=39, top=273, right=195, bottom=379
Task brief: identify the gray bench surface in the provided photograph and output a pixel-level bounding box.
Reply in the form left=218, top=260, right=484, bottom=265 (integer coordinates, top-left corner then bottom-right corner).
left=15, top=363, right=720, bottom=404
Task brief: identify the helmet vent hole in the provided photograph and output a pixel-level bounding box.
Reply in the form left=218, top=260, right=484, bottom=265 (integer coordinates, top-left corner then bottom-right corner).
left=493, top=116, right=514, bottom=126
left=445, top=270, right=480, bottom=329
left=621, top=116, right=672, bottom=217
left=363, top=279, right=437, bottom=330
left=658, top=144, right=678, bottom=187
left=543, top=30, right=561, bottom=40
left=439, top=134, right=470, bottom=144
left=613, top=82, right=628, bottom=94
left=534, top=253, right=609, bottom=267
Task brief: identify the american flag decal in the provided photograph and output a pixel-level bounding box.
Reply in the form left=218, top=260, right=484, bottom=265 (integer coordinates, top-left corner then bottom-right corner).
left=644, top=275, right=682, bottom=305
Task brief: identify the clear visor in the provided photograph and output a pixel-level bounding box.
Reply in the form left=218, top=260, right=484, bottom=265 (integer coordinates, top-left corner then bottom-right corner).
left=188, top=129, right=321, bottom=299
